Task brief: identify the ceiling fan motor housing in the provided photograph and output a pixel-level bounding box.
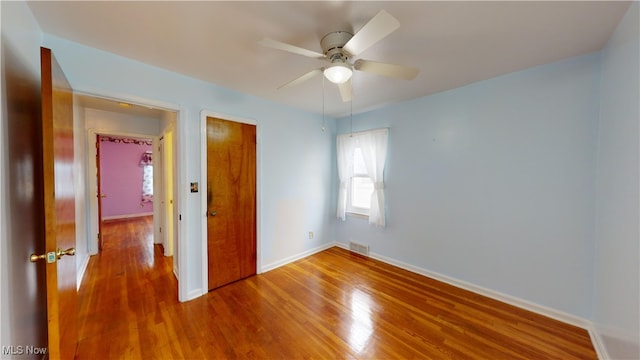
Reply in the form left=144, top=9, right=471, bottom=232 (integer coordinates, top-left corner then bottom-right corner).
left=321, top=31, right=353, bottom=63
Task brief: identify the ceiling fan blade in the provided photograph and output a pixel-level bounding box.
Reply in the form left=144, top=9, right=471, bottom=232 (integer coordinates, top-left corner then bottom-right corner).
left=343, top=10, right=400, bottom=57
left=259, top=38, right=324, bottom=59
left=354, top=59, right=419, bottom=80
left=338, top=80, right=352, bottom=102
left=277, top=68, right=323, bottom=90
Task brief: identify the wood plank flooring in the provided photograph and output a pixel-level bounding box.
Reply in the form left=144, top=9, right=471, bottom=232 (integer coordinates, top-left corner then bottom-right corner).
left=76, top=216, right=597, bottom=359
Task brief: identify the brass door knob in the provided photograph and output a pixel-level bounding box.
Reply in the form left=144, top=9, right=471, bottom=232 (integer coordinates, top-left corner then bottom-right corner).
left=56, top=247, right=76, bottom=259
left=30, top=251, right=56, bottom=263
left=30, top=253, right=46, bottom=263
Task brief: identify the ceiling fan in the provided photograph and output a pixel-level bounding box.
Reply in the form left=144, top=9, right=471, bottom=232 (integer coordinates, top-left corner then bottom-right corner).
left=260, top=10, right=419, bottom=102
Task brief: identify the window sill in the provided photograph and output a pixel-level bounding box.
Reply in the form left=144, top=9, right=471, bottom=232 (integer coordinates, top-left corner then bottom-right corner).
left=346, top=211, right=369, bottom=220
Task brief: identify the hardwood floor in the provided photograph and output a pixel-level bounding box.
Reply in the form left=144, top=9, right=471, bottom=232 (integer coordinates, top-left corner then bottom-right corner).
left=77, top=217, right=596, bottom=359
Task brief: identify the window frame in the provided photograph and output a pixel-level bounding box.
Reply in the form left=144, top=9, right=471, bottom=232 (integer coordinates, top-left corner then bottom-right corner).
left=336, top=127, right=388, bottom=227
left=346, top=147, right=373, bottom=217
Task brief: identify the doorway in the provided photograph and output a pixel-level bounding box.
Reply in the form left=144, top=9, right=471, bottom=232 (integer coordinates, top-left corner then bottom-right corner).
left=80, top=95, right=179, bottom=288
left=96, top=134, right=155, bottom=249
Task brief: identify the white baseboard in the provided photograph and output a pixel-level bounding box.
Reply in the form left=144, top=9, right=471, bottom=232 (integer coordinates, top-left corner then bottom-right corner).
left=76, top=254, right=91, bottom=291
left=260, top=242, right=335, bottom=273
left=187, top=288, right=203, bottom=301
left=590, top=323, right=640, bottom=360
left=103, top=212, right=153, bottom=221
left=588, top=324, right=609, bottom=360
left=334, top=242, right=592, bottom=330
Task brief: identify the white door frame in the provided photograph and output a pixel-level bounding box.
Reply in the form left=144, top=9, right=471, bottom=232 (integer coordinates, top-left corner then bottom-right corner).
left=77, top=90, right=189, bottom=302
left=200, top=110, right=261, bottom=295
left=159, top=124, right=177, bottom=259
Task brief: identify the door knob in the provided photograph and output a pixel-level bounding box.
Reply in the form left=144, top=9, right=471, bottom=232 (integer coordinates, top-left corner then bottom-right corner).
left=56, top=247, right=76, bottom=259
left=100, top=193, right=107, bottom=198
left=30, top=251, right=57, bottom=263
left=209, top=210, right=217, bottom=217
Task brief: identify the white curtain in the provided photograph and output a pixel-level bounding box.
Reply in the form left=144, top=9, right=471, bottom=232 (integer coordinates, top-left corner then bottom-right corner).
left=358, top=129, right=388, bottom=227
left=336, top=134, right=356, bottom=221
left=336, top=128, right=389, bottom=227
left=140, top=150, right=153, bottom=203
left=141, top=165, right=153, bottom=203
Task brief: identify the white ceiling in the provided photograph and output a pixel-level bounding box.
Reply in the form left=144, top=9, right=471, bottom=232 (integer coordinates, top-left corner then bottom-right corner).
left=28, top=1, right=630, bottom=118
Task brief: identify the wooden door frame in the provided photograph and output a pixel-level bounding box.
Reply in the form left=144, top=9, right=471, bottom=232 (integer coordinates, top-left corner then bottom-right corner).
left=199, top=110, right=261, bottom=295
left=96, top=134, right=103, bottom=252
left=86, top=129, right=160, bottom=251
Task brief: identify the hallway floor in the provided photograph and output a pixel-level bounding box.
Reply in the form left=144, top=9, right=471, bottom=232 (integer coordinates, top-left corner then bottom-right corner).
left=76, top=216, right=178, bottom=358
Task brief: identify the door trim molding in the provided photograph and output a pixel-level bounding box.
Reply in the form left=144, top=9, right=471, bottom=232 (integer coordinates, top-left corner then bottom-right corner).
left=200, top=110, right=261, bottom=296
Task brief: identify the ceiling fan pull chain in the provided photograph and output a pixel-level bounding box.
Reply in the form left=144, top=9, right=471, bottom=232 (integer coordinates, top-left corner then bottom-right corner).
left=350, top=75, right=353, bottom=137
left=322, top=75, right=326, bottom=132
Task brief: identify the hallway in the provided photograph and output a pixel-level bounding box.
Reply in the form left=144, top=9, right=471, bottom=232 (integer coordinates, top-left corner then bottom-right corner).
left=76, top=216, right=178, bottom=358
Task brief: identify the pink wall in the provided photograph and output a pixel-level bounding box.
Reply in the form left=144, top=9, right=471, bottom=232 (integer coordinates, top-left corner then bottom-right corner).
left=99, top=137, right=153, bottom=218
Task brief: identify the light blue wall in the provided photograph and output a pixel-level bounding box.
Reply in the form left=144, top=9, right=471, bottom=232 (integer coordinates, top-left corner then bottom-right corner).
left=335, top=53, right=601, bottom=318
left=594, top=2, right=639, bottom=359
left=41, top=34, right=337, bottom=299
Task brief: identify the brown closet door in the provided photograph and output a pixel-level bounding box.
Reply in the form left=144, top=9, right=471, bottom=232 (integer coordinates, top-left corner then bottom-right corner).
left=206, top=117, right=256, bottom=290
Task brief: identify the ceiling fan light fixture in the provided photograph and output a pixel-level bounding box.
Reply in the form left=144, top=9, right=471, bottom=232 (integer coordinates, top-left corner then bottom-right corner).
left=324, top=64, right=352, bottom=84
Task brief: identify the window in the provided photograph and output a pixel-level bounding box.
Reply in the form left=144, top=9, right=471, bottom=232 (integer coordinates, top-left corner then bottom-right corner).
left=140, top=150, right=153, bottom=203
left=336, top=128, right=389, bottom=227
left=348, top=148, right=374, bottom=215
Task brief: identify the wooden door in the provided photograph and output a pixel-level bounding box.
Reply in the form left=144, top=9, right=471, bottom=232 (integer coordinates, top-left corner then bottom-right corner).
left=41, top=47, right=78, bottom=359
left=3, top=33, right=49, bottom=356
left=206, top=117, right=256, bottom=290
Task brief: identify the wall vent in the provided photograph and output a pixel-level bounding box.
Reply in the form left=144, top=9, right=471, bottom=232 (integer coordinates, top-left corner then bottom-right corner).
left=349, top=242, right=370, bottom=256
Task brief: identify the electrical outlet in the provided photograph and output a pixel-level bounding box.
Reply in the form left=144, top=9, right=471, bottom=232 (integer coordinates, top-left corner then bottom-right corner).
left=308, top=231, right=314, bottom=240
